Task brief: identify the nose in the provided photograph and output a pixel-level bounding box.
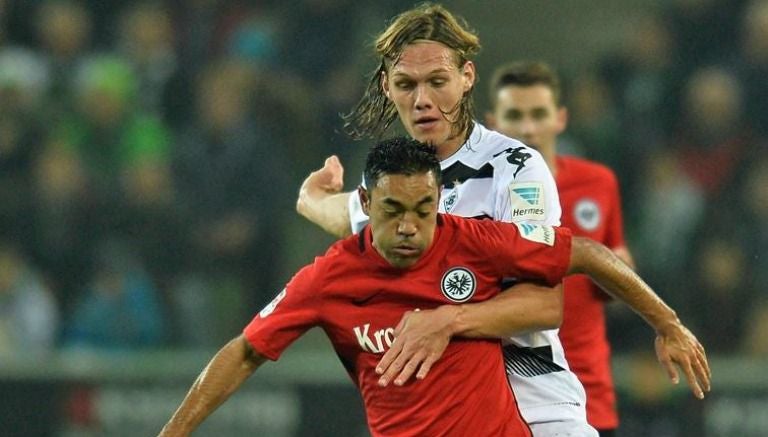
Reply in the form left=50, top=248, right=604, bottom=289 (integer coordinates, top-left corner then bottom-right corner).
left=519, top=117, right=536, bottom=136
left=397, top=213, right=418, bottom=237
left=414, top=84, right=433, bottom=111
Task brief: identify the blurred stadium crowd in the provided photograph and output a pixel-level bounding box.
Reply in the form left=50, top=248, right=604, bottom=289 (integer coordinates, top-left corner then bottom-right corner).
left=0, top=0, right=766, bottom=363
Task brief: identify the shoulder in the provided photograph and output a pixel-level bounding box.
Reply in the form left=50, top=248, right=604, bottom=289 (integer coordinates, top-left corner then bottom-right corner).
left=301, top=236, right=362, bottom=288
left=558, top=155, right=618, bottom=185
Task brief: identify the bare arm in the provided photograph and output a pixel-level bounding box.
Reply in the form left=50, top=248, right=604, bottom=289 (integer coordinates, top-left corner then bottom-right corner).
left=158, top=335, right=268, bottom=436
left=295, top=155, right=353, bottom=238
left=569, top=236, right=711, bottom=399
left=375, top=283, right=562, bottom=386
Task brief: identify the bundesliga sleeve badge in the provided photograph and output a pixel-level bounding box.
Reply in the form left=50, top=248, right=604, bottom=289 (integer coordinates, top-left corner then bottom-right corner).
left=441, top=267, right=476, bottom=302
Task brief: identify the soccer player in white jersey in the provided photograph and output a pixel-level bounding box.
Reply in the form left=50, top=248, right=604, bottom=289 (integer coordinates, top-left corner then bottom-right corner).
left=296, top=4, right=710, bottom=437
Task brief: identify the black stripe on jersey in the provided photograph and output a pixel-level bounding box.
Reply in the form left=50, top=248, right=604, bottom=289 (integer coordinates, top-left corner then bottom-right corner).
left=442, top=161, right=494, bottom=189
left=358, top=230, right=366, bottom=252
left=502, top=344, right=564, bottom=377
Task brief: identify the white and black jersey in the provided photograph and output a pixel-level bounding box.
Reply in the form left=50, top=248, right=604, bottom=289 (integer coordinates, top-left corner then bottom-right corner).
left=349, top=123, right=589, bottom=426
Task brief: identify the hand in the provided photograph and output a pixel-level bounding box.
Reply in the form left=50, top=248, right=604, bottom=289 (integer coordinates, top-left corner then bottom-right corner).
left=298, top=155, right=345, bottom=201
left=375, top=306, right=458, bottom=387
left=654, top=321, right=711, bottom=399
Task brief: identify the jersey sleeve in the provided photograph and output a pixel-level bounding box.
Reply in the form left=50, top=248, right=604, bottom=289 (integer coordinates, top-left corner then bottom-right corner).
left=243, top=264, right=322, bottom=360
left=348, top=175, right=369, bottom=234
left=472, top=219, right=572, bottom=286
left=492, top=146, right=562, bottom=226
left=603, top=170, right=627, bottom=250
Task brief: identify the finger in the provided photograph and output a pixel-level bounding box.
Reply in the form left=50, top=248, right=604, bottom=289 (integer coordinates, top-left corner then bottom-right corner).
left=680, top=359, right=705, bottom=399
left=379, top=351, right=410, bottom=387
left=694, top=351, right=711, bottom=392
left=394, top=353, right=425, bottom=386
left=376, top=336, right=403, bottom=376
left=655, top=339, right=679, bottom=384
left=697, top=343, right=712, bottom=379
left=415, top=354, right=438, bottom=380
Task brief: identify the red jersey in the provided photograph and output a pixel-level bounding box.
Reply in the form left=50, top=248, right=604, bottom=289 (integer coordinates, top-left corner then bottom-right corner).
left=245, top=214, right=572, bottom=437
left=556, top=155, right=626, bottom=430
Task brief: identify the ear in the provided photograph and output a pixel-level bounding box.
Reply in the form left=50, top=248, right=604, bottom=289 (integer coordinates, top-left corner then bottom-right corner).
left=555, top=106, right=568, bottom=135
left=381, top=70, right=391, bottom=100
left=461, top=61, right=476, bottom=93
left=358, top=185, right=371, bottom=216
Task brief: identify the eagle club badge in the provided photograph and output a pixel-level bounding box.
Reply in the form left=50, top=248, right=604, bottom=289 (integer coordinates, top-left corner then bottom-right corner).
left=441, top=267, right=476, bottom=302
left=443, top=188, right=458, bottom=213
left=574, top=198, right=600, bottom=232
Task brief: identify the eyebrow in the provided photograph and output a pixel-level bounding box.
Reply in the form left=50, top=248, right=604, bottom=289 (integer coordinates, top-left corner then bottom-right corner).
left=381, top=195, right=436, bottom=209
left=390, top=67, right=451, bottom=78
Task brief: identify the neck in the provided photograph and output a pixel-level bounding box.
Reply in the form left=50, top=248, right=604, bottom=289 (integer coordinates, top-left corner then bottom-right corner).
left=537, top=143, right=557, bottom=176
left=435, top=127, right=470, bottom=161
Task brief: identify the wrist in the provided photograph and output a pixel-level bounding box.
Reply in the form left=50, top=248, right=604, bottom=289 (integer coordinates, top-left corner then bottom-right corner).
left=443, top=304, right=466, bottom=337
left=652, top=309, right=681, bottom=334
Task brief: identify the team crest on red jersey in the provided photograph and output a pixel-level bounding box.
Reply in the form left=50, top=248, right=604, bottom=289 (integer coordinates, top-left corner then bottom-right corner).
left=574, top=198, right=600, bottom=231
left=441, top=267, right=476, bottom=302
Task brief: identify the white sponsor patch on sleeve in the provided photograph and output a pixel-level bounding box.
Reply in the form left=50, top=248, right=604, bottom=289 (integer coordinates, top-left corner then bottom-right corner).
left=508, top=182, right=546, bottom=221
left=259, top=288, right=287, bottom=318
left=514, top=223, right=556, bottom=246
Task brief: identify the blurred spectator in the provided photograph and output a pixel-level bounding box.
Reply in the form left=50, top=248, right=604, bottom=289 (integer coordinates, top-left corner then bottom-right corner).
left=631, top=150, right=704, bottom=303
left=63, top=238, right=164, bottom=350
left=561, top=70, right=621, bottom=165
left=0, top=47, right=49, bottom=245
left=0, top=240, right=59, bottom=355
left=672, top=66, right=750, bottom=203
left=599, top=10, right=683, bottom=213
left=35, top=0, right=93, bottom=121
left=169, top=59, right=292, bottom=344
left=117, top=2, right=179, bottom=121
left=736, top=0, right=768, bottom=139
left=31, top=55, right=173, bottom=310
left=686, top=237, right=749, bottom=353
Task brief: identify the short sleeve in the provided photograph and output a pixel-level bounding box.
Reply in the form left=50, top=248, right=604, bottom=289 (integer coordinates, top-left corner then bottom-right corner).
left=492, top=146, right=562, bottom=226
left=603, top=171, right=627, bottom=250
left=243, top=264, right=322, bottom=360
left=471, top=219, right=572, bottom=286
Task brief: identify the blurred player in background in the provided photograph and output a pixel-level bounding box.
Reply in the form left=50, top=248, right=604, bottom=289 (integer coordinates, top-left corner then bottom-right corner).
left=296, top=3, right=709, bottom=437
left=486, top=61, right=634, bottom=436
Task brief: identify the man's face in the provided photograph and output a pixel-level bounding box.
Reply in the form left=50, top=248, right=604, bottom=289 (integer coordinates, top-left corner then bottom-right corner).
left=382, top=41, right=475, bottom=156
left=361, top=171, right=440, bottom=269
left=487, top=84, right=566, bottom=154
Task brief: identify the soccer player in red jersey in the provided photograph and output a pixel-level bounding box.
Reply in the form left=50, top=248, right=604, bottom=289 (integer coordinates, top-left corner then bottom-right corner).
left=485, top=61, right=635, bottom=436
left=159, top=137, right=693, bottom=437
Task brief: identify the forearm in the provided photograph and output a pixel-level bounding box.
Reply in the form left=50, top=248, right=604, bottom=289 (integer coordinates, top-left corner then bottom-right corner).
left=296, top=190, right=352, bottom=238
left=159, top=335, right=266, bottom=436
left=570, top=237, right=678, bottom=331
left=449, top=283, right=563, bottom=338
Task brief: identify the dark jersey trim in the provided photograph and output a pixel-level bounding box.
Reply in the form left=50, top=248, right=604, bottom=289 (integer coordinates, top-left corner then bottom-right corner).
left=502, top=344, right=565, bottom=377
left=442, top=161, right=494, bottom=189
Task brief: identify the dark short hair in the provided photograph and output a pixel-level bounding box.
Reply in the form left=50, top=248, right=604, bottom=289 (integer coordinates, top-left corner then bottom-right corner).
left=489, top=61, right=562, bottom=107
left=364, top=137, right=442, bottom=190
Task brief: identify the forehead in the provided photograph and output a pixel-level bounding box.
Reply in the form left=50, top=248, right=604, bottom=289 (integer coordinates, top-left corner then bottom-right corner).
left=371, top=172, right=439, bottom=202
left=495, top=84, right=557, bottom=109
left=390, top=41, right=458, bottom=77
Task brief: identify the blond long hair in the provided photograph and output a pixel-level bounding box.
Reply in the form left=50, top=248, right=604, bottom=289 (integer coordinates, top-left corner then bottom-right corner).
left=343, top=3, right=480, bottom=142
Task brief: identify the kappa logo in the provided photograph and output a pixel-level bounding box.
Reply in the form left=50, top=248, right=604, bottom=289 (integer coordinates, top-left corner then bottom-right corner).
left=259, top=288, right=287, bottom=318
left=514, top=223, right=556, bottom=246
left=493, top=146, right=531, bottom=177
left=508, top=182, right=545, bottom=220
left=574, top=198, right=600, bottom=232
left=443, top=189, right=458, bottom=213
left=441, top=267, right=476, bottom=302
